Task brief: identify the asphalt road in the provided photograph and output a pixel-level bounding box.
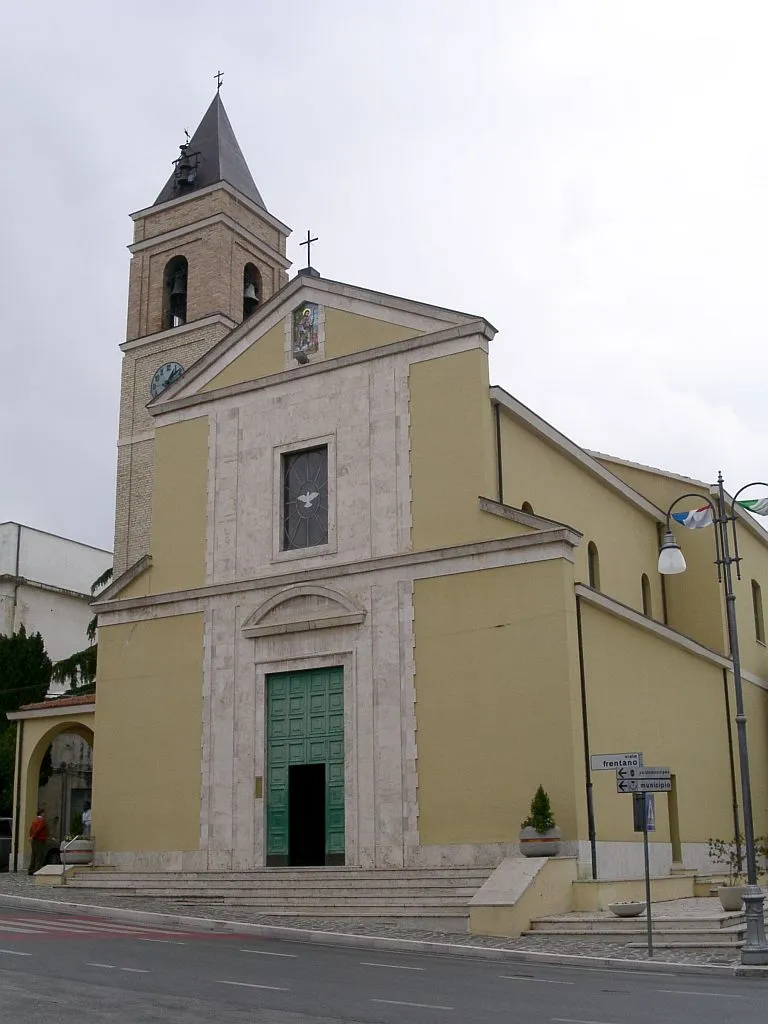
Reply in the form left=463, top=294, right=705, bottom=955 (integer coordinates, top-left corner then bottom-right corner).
left=0, top=904, right=766, bottom=1023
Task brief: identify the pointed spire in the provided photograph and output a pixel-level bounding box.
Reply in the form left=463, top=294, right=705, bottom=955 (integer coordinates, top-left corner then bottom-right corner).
left=154, top=94, right=265, bottom=209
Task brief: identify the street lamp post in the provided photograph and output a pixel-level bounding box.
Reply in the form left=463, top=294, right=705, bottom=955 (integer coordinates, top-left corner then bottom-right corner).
left=659, top=473, right=768, bottom=965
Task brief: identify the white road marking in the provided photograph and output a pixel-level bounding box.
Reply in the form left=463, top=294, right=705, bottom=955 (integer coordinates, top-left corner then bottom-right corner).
left=658, top=990, right=745, bottom=999
left=138, top=938, right=187, bottom=945
left=121, top=967, right=151, bottom=974
left=564, top=967, right=669, bottom=978
left=360, top=961, right=425, bottom=971
left=553, top=1018, right=622, bottom=1024
left=501, top=974, right=573, bottom=985
left=218, top=981, right=290, bottom=992
left=0, top=925, right=49, bottom=934
left=372, top=999, right=454, bottom=1010
left=240, top=949, right=297, bottom=957
left=0, top=948, right=33, bottom=956
left=86, top=963, right=116, bottom=970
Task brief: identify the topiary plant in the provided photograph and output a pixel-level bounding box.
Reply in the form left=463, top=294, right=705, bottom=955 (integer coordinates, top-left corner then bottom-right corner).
left=521, top=785, right=556, bottom=834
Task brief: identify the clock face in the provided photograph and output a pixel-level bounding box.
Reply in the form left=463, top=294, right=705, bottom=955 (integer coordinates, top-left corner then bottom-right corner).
left=150, top=361, right=184, bottom=398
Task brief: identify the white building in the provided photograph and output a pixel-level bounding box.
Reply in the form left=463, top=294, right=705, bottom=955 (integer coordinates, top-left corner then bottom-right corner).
left=0, top=523, right=112, bottom=692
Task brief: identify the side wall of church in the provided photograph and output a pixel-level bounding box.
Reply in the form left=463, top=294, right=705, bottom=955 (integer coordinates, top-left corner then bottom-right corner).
left=498, top=412, right=664, bottom=616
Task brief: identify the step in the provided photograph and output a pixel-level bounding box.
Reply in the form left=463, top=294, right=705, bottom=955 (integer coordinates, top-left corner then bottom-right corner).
left=67, top=877, right=485, bottom=892
left=72, top=868, right=492, bottom=882
left=158, top=904, right=470, bottom=919
left=85, top=886, right=478, bottom=900
left=123, top=892, right=474, bottom=907
left=526, top=926, right=746, bottom=946
left=529, top=914, right=745, bottom=934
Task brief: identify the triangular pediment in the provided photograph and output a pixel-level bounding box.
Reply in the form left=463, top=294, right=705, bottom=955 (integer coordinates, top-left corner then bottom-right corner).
left=150, top=275, right=490, bottom=407
left=241, top=584, right=366, bottom=638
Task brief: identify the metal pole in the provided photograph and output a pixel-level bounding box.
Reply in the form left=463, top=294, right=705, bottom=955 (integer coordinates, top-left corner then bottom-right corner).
left=716, top=474, right=768, bottom=964
left=642, top=807, right=653, bottom=958
left=575, top=596, right=598, bottom=879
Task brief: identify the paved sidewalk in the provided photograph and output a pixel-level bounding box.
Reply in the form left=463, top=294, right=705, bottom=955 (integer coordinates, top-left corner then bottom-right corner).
left=0, top=872, right=754, bottom=970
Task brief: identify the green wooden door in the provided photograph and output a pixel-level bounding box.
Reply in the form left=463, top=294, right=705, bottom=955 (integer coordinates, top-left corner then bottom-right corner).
left=266, top=667, right=345, bottom=865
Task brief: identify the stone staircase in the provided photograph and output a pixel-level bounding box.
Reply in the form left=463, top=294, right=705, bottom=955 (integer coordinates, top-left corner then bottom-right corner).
left=66, top=867, right=493, bottom=931
left=527, top=904, right=751, bottom=949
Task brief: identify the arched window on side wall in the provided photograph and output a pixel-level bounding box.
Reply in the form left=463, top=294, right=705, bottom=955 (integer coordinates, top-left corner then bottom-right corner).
left=163, top=255, right=188, bottom=329
left=243, top=263, right=261, bottom=319
left=752, top=579, right=765, bottom=644
left=521, top=501, right=534, bottom=515
left=641, top=573, right=652, bottom=617
left=587, top=542, right=600, bottom=590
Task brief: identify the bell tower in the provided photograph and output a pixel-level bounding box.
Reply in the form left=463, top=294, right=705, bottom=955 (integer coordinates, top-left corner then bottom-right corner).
left=114, top=93, right=291, bottom=574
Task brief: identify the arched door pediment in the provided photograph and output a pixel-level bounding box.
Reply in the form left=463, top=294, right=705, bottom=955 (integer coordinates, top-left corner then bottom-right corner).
left=241, top=584, right=365, bottom=639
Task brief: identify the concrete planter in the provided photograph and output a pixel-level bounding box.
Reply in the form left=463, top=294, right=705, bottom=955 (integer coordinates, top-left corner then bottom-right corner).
left=60, top=839, right=94, bottom=866
left=519, top=826, right=561, bottom=857
left=718, top=885, right=747, bottom=912
left=609, top=902, right=646, bottom=918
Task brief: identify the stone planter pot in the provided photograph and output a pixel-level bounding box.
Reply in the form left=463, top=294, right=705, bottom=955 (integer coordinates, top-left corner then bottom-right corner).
left=609, top=902, right=646, bottom=918
left=718, top=885, right=748, bottom=912
left=519, top=826, right=561, bottom=857
left=60, top=839, right=94, bottom=866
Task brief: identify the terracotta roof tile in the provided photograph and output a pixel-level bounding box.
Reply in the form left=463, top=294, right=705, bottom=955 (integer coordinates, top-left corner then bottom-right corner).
left=18, top=693, right=95, bottom=712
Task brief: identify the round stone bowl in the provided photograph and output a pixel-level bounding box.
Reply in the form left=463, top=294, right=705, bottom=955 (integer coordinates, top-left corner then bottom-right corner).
left=608, top=902, right=646, bottom=917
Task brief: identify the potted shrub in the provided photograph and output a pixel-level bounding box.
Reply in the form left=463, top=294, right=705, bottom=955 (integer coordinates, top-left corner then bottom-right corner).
left=707, top=835, right=768, bottom=911
left=519, top=785, right=561, bottom=857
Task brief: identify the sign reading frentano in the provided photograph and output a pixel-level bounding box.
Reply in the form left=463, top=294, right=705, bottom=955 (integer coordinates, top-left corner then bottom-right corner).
left=590, top=752, right=643, bottom=771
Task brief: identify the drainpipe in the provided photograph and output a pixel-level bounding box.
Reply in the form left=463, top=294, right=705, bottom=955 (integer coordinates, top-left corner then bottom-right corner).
left=494, top=402, right=504, bottom=504
left=12, top=718, right=23, bottom=872
left=576, top=593, right=598, bottom=879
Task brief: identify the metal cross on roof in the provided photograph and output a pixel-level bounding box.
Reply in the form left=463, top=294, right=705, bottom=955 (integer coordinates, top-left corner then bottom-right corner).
left=215, top=69, right=224, bottom=91
left=300, top=230, right=318, bottom=268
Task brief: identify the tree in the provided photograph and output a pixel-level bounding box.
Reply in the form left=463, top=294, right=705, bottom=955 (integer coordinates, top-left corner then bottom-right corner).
left=51, top=566, right=113, bottom=696
left=0, top=626, right=53, bottom=815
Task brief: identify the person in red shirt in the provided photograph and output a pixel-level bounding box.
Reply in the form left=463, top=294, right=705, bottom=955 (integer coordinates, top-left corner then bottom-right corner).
left=28, top=809, right=49, bottom=875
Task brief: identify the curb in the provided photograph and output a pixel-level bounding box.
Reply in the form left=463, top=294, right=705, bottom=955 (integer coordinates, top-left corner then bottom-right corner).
left=0, top=892, right=760, bottom=978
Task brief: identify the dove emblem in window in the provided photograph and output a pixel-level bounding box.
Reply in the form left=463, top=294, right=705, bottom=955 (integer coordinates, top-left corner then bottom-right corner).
left=298, top=491, right=319, bottom=509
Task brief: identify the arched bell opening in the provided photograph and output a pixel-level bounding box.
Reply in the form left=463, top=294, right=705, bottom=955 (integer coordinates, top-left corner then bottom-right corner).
left=243, top=263, right=261, bottom=319
left=163, top=255, right=188, bottom=329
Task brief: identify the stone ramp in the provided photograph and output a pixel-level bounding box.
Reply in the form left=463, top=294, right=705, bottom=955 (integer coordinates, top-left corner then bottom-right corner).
left=66, top=867, right=492, bottom=931
left=528, top=897, right=757, bottom=949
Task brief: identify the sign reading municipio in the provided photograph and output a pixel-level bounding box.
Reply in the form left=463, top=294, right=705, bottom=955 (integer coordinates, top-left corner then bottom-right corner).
left=590, top=752, right=643, bottom=771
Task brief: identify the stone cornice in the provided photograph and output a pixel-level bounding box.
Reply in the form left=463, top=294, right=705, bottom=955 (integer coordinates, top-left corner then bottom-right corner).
left=128, top=212, right=292, bottom=269
left=0, top=574, right=90, bottom=602
left=7, top=703, right=95, bottom=721
left=479, top=496, right=583, bottom=541
left=98, top=554, right=152, bottom=602
left=150, top=320, right=492, bottom=417
left=131, top=180, right=292, bottom=237
left=93, top=529, right=574, bottom=616
left=120, top=313, right=236, bottom=353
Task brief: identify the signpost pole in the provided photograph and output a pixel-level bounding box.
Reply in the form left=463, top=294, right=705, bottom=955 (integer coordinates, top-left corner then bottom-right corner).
left=642, top=802, right=653, bottom=958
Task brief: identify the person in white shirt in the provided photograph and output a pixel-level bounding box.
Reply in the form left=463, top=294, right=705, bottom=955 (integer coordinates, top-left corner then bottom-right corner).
left=82, top=804, right=92, bottom=837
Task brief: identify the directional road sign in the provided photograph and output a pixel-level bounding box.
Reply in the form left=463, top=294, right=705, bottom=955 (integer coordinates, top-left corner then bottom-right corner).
left=616, top=766, right=671, bottom=781
left=617, top=777, right=672, bottom=794
left=590, top=752, right=643, bottom=772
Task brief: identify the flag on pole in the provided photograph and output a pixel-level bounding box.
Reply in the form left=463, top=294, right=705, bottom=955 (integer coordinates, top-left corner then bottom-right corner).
left=737, top=498, right=768, bottom=516
left=671, top=507, right=713, bottom=529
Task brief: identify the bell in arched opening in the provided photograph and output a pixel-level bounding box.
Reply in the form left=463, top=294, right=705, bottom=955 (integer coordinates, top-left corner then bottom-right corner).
left=163, top=255, right=188, bottom=329
left=243, top=263, right=261, bottom=319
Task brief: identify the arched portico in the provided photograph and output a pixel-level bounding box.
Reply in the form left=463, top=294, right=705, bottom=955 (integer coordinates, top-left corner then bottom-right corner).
left=6, top=694, right=95, bottom=872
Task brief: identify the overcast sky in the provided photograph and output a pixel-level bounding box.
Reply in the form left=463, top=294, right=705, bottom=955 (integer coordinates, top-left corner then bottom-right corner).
left=1, top=2, right=767, bottom=552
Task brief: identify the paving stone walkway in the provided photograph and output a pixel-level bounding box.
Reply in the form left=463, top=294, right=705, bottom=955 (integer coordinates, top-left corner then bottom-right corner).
left=0, top=873, right=759, bottom=967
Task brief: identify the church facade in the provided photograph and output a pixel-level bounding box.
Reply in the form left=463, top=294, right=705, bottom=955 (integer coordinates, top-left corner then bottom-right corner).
left=79, top=94, right=768, bottom=880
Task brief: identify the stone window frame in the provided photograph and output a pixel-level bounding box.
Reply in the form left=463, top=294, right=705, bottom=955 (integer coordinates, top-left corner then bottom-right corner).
left=271, top=433, right=337, bottom=563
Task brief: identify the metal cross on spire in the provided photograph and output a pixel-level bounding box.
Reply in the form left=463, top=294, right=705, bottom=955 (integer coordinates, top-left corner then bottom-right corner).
left=215, top=70, right=224, bottom=91
left=300, top=230, right=318, bottom=268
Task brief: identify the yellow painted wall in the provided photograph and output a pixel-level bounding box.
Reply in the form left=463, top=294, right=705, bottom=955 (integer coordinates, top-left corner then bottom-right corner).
left=411, top=349, right=519, bottom=549
left=323, top=308, right=423, bottom=359
left=145, top=416, right=209, bottom=594
left=498, top=413, right=664, bottom=616
left=92, top=613, right=204, bottom=853
left=202, top=321, right=285, bottom=390
left=579, top=601, right=768, bottom=844
left=414, top=559, right=583, bottom=845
